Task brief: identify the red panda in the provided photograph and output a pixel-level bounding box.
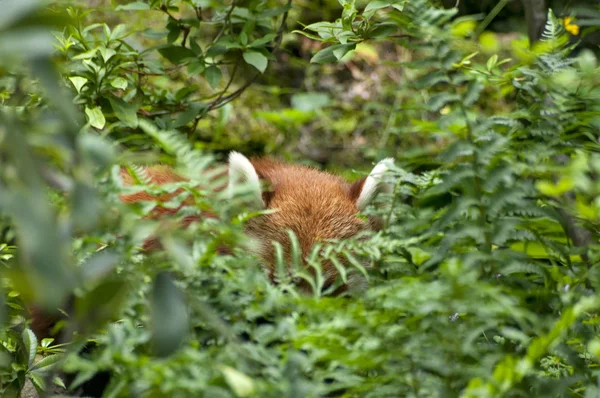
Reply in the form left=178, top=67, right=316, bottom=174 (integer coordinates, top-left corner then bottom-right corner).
left=120, top=152, right=394, bottom=291
left=28, top=152, right=394, bottom=337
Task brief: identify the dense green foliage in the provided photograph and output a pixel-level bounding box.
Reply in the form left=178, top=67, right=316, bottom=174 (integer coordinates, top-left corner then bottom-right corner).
left=1, top=0, right=600, bottom=397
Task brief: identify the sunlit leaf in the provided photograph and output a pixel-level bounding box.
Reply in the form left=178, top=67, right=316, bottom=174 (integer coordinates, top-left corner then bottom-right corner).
left=243, top=50, right=268, bottom=73
left=85, top=106, right=106, bottom=129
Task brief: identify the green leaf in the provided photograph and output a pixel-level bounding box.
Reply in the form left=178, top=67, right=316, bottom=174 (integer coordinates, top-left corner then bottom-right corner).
left=85, top=106, right=106, bottom=129
left=80, top=250, right=119, bottom=287
left=151, top=272, right=189, bottom=357
left=157, top=45, right=196, bottom=64
left=72, top=47, right=99, bottom=60
left=486, top=54, right=498, bottom=71
left=53, top=376, right=66, bottom=389
left=173, top=103, right=207, bottom=128
left=243, top=50, right=268, bottom=73
left=311, top=43, right=356, bottom=64
left=248, top=33, right=277, bottom=48
left=68, top=76, right=87, bottom=93
left=257, top=4, right=292, bottom=18
left=28, top=372, right=45, bottom=391
left=367, top=23, right=397, bottom=39
left=74, top=279, right=129, bottom=335
left=71, top=182, right=101, bottom=232
left=102, top=378, right=126, bottom=398
left=205, top=44, right=227, bottom=58
left=69, top=369, right=97, bottom=391
left=341, top=0, right=358, bottom=30
left=220, top=365, right=256, bottom=397
left=78, top=133, right=115, bottom=169
left=205, top=65, right=222, bottom=89
left=109, top=95, right=138, bottom=128
left=239, top=32, right=248, bottom=46
left=364, top=0, right=407, bottom=18
left=333, top=44, right=354, bottom=60
left=22, top=328, right=37, bottom=368
left=30, top=354, right=63, bottom=371
left=110, top=77, right=128, bottom=90
left=189, top=38, right=202, bottom=55
left=537, top=178, right=574, bottom=196
left=187, top=61, right=206, bottom=75
left=167, top=24, right=181, bottom=44
left=98, top=46, right=116, bottom=62
left=364, top=0, right=392, bottom=13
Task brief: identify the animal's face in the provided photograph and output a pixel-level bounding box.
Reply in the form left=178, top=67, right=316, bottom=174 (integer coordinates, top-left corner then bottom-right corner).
left=228, top=152, right=394, bottom=292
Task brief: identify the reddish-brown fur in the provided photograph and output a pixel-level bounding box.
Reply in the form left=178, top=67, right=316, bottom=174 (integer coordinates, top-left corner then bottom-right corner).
left=120, top=159, right=380, bottom=287
left=244, top=158, right=378, bottom=285
left=118, top=165, right=224, bottom=250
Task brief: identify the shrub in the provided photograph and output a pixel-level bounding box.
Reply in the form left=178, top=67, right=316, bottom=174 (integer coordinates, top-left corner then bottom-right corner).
left=1, top=0, right=600, bottom=397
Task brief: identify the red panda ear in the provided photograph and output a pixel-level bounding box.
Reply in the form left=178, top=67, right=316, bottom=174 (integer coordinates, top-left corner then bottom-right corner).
left=228, top=151, right=270, bottom=209
left=350, top=158, right=395, bottom=211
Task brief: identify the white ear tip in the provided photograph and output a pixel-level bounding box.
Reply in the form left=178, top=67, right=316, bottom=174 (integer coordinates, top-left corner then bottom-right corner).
left=355, top=157, right=395, bottom=210
left=378, top=158, right=395, bottom=193
left=229, top=151, right=251, bottom=168
left=370, top=157, right=394, bottom=180
left=381, top=157, right=395, bottom=167
left=228, top=151, right=264, bottom=208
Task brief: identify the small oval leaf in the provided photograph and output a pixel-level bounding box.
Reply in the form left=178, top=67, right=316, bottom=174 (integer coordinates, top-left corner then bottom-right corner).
left=242, top=50, right=268, bottom=73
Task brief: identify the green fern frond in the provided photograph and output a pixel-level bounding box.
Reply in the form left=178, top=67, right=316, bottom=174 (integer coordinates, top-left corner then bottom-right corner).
left=541, top=9, right=565, bottom=41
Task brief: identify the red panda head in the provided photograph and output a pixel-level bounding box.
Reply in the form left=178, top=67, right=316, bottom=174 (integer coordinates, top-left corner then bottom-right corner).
left=227, top=152, right=394, bottom=293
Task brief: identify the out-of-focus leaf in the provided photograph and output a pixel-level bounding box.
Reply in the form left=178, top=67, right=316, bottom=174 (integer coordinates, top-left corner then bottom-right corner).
left=151, top=272, right=189, bottom=357
left=74, top=279, right=129, bottom=335
left=0, top=120, right=74, bottom=309
left=0, top=0, right=42, bottom=30
left=78, top=134, right=116, bottom=170
left=220, top=366, right=256, bottom=397
left=85, top=106, right=106, bottom=129
left=80, top=250, right=119, bottom=287
left=109, top=95, right=138, bottom=128
left=0, top=29, right=55, bottom=60
left=173, top=103, right=207, bottom=128
left=31, top=58, right=81, bottom=131
left=110, top=77, right=128, bottom=90
left=115, top=1, right=151, bottom=10
left=291, top=93, right=331, bottom=112
left=71, top=182, right=102, bottom=232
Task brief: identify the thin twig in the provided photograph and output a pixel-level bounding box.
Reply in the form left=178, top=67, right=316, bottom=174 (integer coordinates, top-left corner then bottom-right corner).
left=474, top=0, right=509, bottom=37
left=160, top=5, right=177, bottom=22
left=182, top=27, right=191, bottom=48
left=212, top=0, right=237, bottom=45
left=189, top=63, right=240, bottom=131
left=207, top=63, right=239, bottom=111
left=122, top=63, right=187, bottom=76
